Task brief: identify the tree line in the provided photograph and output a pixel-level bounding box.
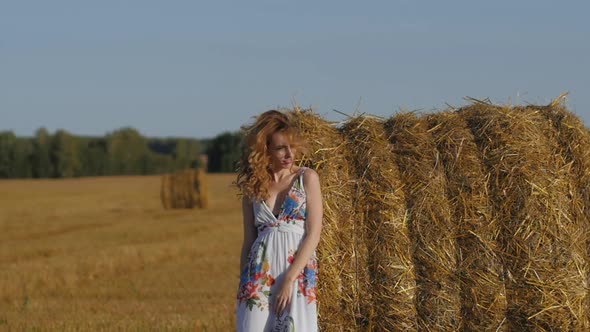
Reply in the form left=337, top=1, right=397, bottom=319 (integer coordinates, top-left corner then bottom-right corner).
left=0, top=127, right=243, bottom=179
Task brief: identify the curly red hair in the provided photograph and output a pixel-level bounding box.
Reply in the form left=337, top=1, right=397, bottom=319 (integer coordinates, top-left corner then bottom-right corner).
left=236, top=110, right=306, bottom=202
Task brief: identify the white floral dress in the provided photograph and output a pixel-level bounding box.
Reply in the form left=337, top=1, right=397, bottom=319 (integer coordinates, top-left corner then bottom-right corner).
left=237, top=167, right=319, bottom=332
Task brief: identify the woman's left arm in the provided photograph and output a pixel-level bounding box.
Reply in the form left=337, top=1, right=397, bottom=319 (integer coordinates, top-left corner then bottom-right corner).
left=284, top=169, right=323, bottom=283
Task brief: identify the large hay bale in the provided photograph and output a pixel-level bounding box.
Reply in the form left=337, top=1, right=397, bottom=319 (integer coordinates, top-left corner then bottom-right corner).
left=288, top=100, right=589, bottom=331
left=384, top=113, right=461, bottom=330
left=426, top=111, right=507, bottom=331
left=341, top=117, right=417, bottom=331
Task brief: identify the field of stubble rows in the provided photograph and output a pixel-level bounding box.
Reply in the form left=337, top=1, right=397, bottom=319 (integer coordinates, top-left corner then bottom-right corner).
left=0, top=174, right=241, bottom=331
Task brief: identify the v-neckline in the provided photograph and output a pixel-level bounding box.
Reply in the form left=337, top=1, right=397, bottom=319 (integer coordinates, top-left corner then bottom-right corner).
left=263, top=168, right=302, bottom=220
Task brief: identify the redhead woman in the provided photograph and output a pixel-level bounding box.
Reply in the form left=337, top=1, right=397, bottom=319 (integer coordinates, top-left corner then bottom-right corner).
left=236, top=110, right=322, bottom=331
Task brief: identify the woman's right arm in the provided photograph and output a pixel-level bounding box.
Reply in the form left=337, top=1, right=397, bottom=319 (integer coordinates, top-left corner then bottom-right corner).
left=240, top=196, right=257, bottom=270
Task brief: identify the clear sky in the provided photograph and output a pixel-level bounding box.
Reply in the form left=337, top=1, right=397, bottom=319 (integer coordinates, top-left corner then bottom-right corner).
left=1, top=0, right=589, bottom=138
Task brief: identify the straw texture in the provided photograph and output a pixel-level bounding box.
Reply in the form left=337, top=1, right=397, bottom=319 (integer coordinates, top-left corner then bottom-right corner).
left=385, top=112, right=461, bottom=331
left=461, top=103, right=587, bottom=330
left=342, top=117, right=417, bottom=331
left=427, top=111, right=508, bottom=331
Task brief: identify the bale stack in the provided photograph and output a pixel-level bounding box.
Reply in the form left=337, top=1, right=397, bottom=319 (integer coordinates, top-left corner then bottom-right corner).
left=426, top=111, right=507, bottom=331
left=288, top=98, right=589, bottom=331
left=160, top=169, right=208, bottom=209
left=342, top=117, right=417, bottom=331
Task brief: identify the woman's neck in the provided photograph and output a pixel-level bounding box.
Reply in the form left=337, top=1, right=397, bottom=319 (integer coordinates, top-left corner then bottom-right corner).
left=270, top=167, right=295, bottom=183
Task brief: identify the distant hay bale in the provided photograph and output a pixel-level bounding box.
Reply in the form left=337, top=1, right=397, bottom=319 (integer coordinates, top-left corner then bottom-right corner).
left=289, top=98, right=590, bottom=331
left=160, top=169, right=208, bottom=209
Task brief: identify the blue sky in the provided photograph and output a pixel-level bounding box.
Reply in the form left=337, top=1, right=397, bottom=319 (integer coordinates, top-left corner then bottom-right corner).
left=1, top=0, right=589, bottom=138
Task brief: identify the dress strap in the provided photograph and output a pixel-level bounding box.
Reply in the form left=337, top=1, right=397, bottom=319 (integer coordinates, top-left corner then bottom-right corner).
left=298, top=167, right=307, bottom=191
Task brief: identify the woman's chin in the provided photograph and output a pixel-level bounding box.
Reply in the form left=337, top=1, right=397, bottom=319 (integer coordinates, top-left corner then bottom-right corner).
left=282, top=161, right=293, bottom=168
left=270, top=162, right=292, bottom=172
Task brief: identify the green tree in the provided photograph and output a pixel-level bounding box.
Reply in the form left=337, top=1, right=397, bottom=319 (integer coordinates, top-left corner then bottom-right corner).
left=143, top=151, right=175, bottom=174
left=79, top=137, right=108, bottom=176
left=32, top=127, right=53, bottom=178
left=107, top=127, right=149, bottom=175
left=173, top=139, right=201, bottom=169
left=51, top=129, right=82, bottom=178
left=206, top=131, right=242, bottom=173
left=0, top=131, right=17, bottom=178
left=13, top=138, right=34, bottom=178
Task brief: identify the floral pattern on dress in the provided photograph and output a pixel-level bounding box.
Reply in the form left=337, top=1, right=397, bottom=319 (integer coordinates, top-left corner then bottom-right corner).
left=237, top=241, right=275, bottom=310
left=287, top=249, right=318, bottom=304
left=272, top=314, right=295, bottom=332
left=279, top=179, right=307, bottom=223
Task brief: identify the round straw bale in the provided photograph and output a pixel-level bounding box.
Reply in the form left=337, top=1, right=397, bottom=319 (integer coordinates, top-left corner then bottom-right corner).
left=290, top=109, right=361, bottom=331
left=460, top=103, right=586, bottom=330
left=161, top=169, right=208, bottom=209
left=384, top=112, right=461, bottom=331
left=341, top=116, right=417, bottom=331
left=426, top=110, right=508, bottom=331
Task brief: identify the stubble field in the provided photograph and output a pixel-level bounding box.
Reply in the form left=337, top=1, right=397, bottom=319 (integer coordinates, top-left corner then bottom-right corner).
left=0, top=174, right=242, bottom=331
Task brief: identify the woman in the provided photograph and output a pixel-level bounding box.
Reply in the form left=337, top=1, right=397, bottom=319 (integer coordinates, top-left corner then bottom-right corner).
left=236, top=110, right=322, bottom=331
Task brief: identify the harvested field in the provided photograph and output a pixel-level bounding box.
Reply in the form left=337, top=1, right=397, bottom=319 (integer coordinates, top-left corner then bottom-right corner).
left=0, top=174, right=239, bottom=331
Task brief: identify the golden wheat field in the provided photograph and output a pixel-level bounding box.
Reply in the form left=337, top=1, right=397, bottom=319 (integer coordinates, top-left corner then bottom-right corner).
left=0, top=174, right=242, bottom=331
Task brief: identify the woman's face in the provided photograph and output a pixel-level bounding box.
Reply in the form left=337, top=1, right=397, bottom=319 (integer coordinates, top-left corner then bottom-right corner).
left=267, top=131, right=295, bottom=171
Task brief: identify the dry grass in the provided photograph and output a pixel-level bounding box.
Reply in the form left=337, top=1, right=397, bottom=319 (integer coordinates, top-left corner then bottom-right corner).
left=0, top=174, right=241, bottom=331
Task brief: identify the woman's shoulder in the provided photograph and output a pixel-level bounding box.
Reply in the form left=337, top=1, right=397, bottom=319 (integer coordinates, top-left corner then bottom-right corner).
left=300, top=167, right=319, bottom=183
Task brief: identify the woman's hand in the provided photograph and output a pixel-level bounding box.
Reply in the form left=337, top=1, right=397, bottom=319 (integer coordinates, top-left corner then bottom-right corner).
left=273, top=275, right=295, bottom=316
